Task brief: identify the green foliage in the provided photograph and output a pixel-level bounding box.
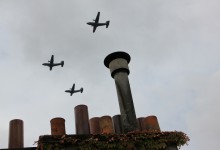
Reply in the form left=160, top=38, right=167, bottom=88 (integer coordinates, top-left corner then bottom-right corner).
left=37, top=131, right=189, bottom=150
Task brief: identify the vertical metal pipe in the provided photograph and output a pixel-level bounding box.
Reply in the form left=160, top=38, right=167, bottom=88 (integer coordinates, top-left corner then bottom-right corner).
left=74, top=105, right=90, bottom=134
left=112, top=115, right=123, bottom=134
left=99, top=116, right=114, bottom=134
left=8, top=119, right=24, bottom=149
left=50, top=117, right=66, bottom=135
left=104, top=51, right=138, bottom=133
left=144, top=116, right=161, bottom=131
left=89, top=117, right=100, bottom=134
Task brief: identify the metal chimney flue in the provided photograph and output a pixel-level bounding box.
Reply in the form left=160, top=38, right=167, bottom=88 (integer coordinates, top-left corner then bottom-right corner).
left=104, top=51, right=138, bottom=133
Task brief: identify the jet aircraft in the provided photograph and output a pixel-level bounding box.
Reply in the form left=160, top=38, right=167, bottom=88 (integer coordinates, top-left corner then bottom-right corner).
left=65, top=83, right=83, bottom=96
left=42, top=55, right=64, bottom=71
left=87, top=12, right=110, bottom=33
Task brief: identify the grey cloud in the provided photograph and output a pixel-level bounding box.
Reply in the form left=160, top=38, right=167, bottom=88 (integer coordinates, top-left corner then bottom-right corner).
left=0, top=0, right=220, bottom=149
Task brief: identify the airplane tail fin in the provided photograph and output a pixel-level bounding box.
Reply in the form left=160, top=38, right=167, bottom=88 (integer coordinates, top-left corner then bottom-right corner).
left=61, top=61, right=64, bottom=67
left=106, top=21, right=110, bottom=28
left=80, top=88, right=83, bottom=93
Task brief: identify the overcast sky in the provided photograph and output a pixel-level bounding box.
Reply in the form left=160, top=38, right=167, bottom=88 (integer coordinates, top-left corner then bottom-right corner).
left=0, top=0, right=220, bottom=149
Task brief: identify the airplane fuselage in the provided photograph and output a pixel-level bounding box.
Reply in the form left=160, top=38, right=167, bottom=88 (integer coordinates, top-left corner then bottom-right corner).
left=42, top=62, right=64, bottom=70
left=87, top=22, right=107, bottom=27
left=69, top=89, right=82, bottom=96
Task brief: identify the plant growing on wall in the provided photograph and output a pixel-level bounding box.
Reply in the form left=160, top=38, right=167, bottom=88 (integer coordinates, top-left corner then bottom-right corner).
left=37, top=130, right=189, bottom=150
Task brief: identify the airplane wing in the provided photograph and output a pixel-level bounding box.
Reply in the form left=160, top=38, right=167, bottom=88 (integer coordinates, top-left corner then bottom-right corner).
left=50, top=55, right=54, bottom=63
left=72, top=84, right=75, bottom=91
left=93, top=26, right=97, bottom=33
left=42, top=63, right=50, bottom=66
left=95, top=12, right=100, bottom=23
left=42, top=62, right=52, bottom=70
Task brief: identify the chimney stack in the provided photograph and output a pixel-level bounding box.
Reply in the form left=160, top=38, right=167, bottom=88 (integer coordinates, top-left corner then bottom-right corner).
left=50, top=117, right=66, bottom=135
left=137, top=117, right=145, bottom=131
left=112, top=115, right=123, bottom=134
left=144, top=116, right=161, bottom=131
left=74, top=105, right=90, bottom=134
left=89, top=117, right=100, bottom=134
left=104, top=51, right=138, bottom=133
left=8, top=119, right=24, bottom=149
left=99, top=116, right=114, bottom=134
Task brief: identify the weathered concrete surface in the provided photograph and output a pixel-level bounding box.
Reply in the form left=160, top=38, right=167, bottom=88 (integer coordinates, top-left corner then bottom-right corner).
left=108, top=58, right=129, bottom=77
left=104, top=51, right=138, bottom=133
left=50, top=117, right=66, bottom=135
left=114, top=72, right=138, bottom=133
left=104, top=51, right=130, bottom=78
left=8, top=119, right=24, bottom=149
left=74, top=105, right=90, bottom=134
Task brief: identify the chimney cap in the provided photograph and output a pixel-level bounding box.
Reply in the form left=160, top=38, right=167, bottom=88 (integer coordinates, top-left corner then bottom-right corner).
left=104, top=51, right=130, bottom=68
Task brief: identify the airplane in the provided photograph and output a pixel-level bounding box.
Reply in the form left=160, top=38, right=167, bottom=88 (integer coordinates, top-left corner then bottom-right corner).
left=42, top=55, right=64, bottom=71
left=87, top=12, right=110, bottom=33
left=65, top=83, right=83, bottom=96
